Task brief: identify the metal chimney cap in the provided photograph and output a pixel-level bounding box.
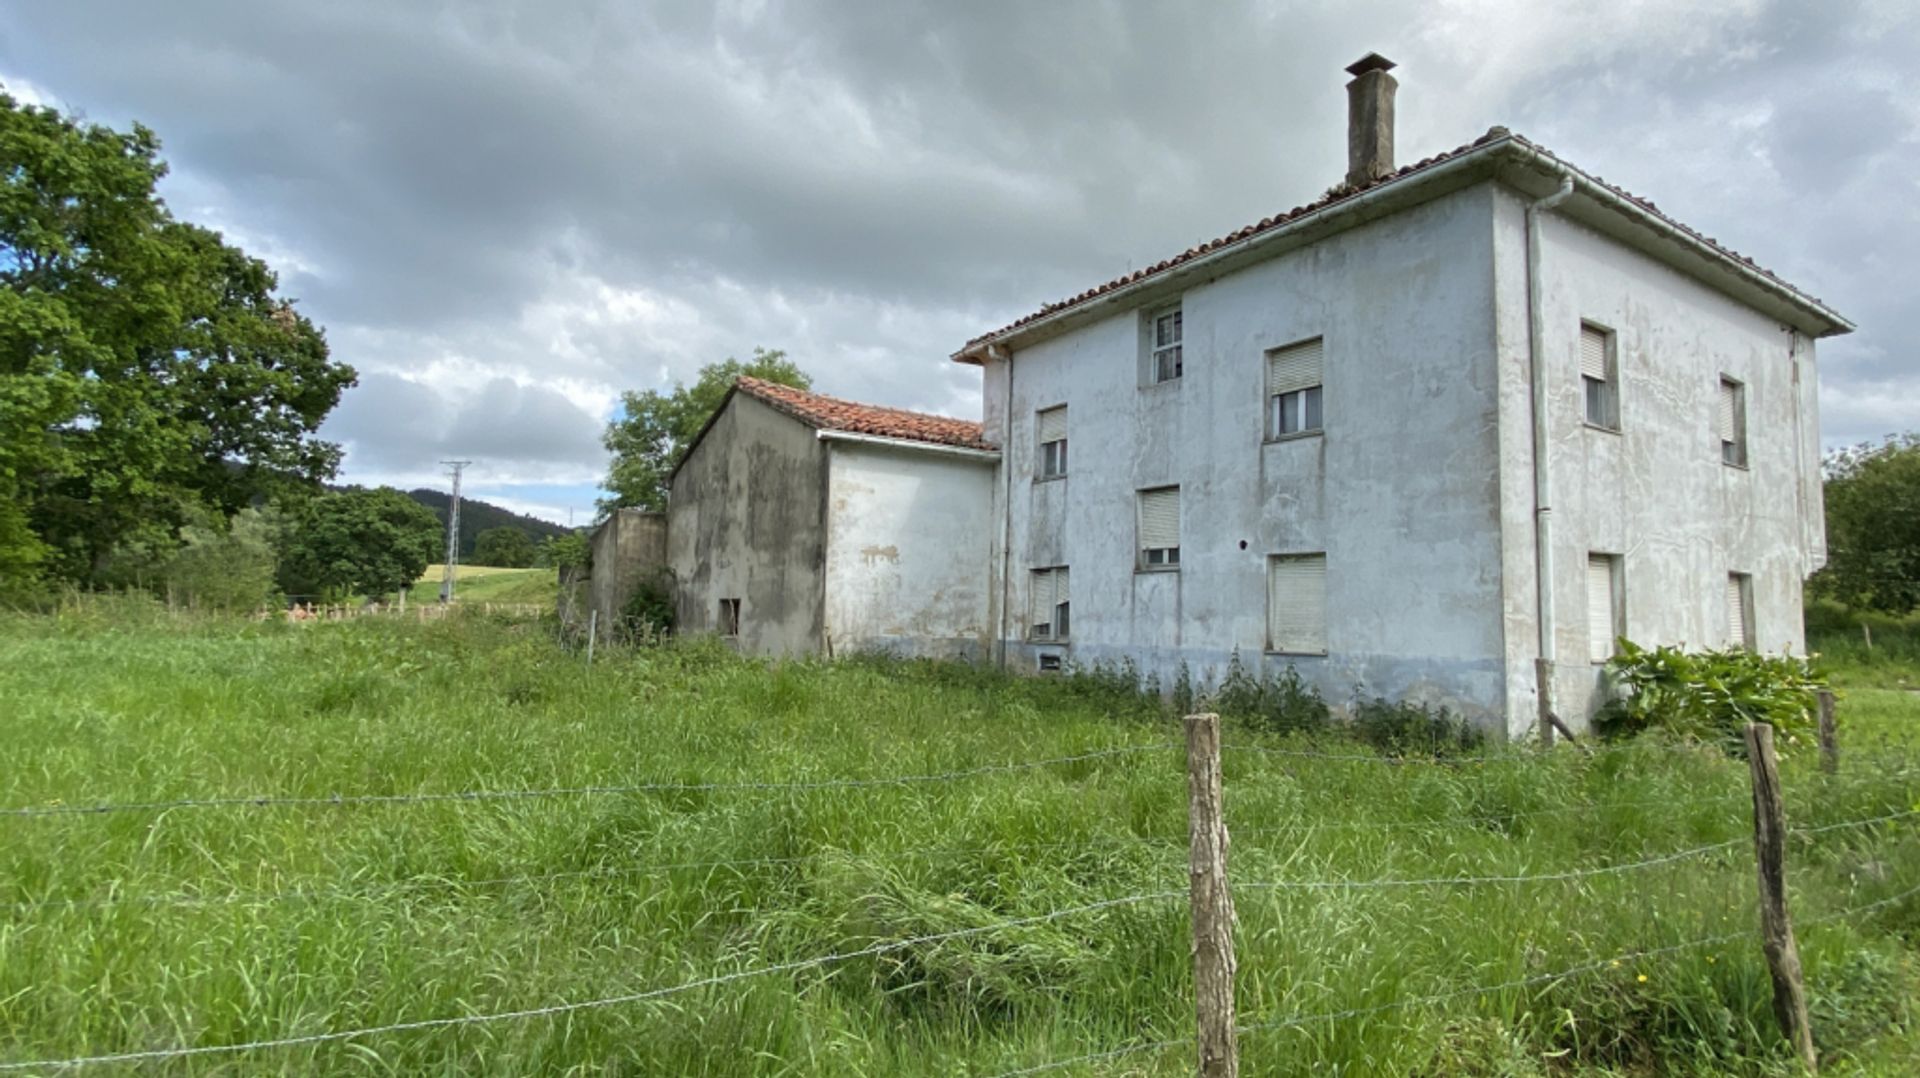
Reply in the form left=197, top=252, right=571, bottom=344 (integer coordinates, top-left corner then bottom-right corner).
left=1345, top=53, right=1397, bottom=77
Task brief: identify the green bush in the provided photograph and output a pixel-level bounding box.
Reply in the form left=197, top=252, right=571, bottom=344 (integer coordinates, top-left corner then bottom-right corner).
left=1596, top=639, right=1825, bottom=751
left=1214, top=651, right=1330, bottom=735
left=622, top=566, right=676, bottom=636
left=1349, top=693, right=1481, bottom=756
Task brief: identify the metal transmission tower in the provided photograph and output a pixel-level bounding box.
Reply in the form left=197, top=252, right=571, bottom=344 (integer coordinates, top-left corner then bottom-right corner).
left=439, top=460, right=472, bottom=603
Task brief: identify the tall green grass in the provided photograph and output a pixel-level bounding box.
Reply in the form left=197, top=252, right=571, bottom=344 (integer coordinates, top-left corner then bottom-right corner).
left=1, top=600, right=1916, bottom=1074
left=1808, top=598, right=1920, bottom=690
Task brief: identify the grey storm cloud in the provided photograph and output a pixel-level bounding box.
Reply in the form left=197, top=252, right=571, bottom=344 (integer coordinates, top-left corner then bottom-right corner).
left=4, top=0, right=1917, bottom=519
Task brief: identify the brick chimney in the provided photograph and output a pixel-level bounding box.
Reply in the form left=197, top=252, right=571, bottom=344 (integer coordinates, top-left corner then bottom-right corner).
left=1345, top=53, right=1398, bottom=188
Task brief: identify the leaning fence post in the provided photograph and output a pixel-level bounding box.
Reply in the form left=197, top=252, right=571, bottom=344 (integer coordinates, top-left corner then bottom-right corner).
left=586, top=610, right=598, bottom=666
left=1185, top=712, right=1238, bottom=1078
left=1816, top=690, right=1838, bottom=775
left=1744, top=722, right=1818, bottom=1073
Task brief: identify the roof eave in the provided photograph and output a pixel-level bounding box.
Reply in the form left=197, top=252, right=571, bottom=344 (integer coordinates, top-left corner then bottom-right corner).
left=953, top=141, right=1510, bottom=362
left=1491, top=146, right=1853, bottom=339
left=954, top=136, right=1852, bottom=362
left=815, top=428, right=1000, bottom=461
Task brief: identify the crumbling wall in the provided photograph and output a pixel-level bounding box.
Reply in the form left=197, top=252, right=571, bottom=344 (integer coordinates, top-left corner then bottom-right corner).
left=569, top=509, right=667, bottom=634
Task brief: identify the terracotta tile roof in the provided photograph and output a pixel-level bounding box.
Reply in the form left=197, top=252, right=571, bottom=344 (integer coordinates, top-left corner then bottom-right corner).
left=735, top=376, right=995, bottom=451
left=956, top=129, right=1843, bottom=358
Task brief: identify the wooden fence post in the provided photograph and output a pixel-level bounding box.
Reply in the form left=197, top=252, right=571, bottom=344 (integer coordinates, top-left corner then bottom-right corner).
left=1816, top=690, right=1838, bottom=775
left=1185, top=712, right=1238, bottom=1078
left=1744, top=722, right=1818, bottom=1073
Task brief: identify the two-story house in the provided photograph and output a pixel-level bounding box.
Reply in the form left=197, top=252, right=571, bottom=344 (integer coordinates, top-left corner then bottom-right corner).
left=951, top=55, right=1849, bottom=737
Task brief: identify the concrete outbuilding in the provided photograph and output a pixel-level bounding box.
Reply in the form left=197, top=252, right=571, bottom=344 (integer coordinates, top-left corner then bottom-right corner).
left=663, top=377, right=1000, bottom=659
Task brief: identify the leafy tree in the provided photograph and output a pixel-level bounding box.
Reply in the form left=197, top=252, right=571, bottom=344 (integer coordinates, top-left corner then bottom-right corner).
left=277, top=487, right=440, bottom=600
left=600, top=348, right=810, bottom=512
left=0, top=93, right=355, bottom=588
left=472, top=526, right=535, bottom=568
left=162, top=507, right=282, bottom=611
left=538, top=531, right=591, bottom=570
left=1813, top=433, right=1920, bottom=613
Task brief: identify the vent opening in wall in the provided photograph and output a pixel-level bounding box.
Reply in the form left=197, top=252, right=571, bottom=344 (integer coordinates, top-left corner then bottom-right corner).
left=1037, top=653, right=1063, bottom=673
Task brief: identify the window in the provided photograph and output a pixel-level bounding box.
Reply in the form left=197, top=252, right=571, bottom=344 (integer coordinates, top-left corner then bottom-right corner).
left=1030, top=567, right=1070, bottom=641
left=1151, top=305, right=1183, bottom=383
left=1726, top=572, right=1754, bottom=649
left=1137, top=487, right=1180, bottom=568
left=1266, top=337, right=1324, bottom=439
left=1037, top=653, right=1064, bottom=673
left=718, top=598, right=741, bottom=637
left=1718, top=377, right=1747, bottom=467
left=1586, top=553, right=1622, bottom=663
left=1581, top=324, right=1619, bottom=430
left=1267, top=554, right=1328, bottom=654
left=1037, top=406, right=1068, bottom=479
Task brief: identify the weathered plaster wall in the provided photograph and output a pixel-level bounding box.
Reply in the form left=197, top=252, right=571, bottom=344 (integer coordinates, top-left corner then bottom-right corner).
left=989, top=185, right=1510, bottom=723
left=585, top=509, right=666, bottom=631
left=823, top=441, right=996, bottom=658
left=666, top=393, right=827, bottom=655
left=1492, top=188, right=1826, bottom=732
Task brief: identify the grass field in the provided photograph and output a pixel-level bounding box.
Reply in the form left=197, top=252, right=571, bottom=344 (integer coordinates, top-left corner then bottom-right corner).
left=3, top=600, right=1918, bottom=1074
left=410, top=564, right=555, bottom=607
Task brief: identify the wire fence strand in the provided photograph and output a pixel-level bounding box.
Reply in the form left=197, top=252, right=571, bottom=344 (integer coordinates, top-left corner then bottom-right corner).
left=0, top=744, right=1174, bottom=819
left=1234, top=837, right=1746, bottom=891
left=987, top=881, right=1920, bottom=1076
left=0, top=889, right=1187, bottom=1072
left=13, top=800, right=1901, bottom=915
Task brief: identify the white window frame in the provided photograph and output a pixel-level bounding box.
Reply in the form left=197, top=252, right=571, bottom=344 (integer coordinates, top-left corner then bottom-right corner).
left=1036, top=406, right=1068, bottom=480
left=1266, top=553, right=1328, bottom=655
left=1029, top=566, right=1070, bottom=642
left=1586, top=553, right=1623, bottom=664
left=718, top=597, right=741, bottom=637
left=1581, top=322, right=1620, bottom=432
left=1265, top=337, right=1325, bottom=441
left=1137, top=486, right=1181, bottom=570
left=1719, top=376, right=1748, bottom=468
left=1149, top=304, right=1183, bottom=384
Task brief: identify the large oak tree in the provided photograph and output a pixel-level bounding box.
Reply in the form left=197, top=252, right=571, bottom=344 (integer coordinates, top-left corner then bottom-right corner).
left=0, top=93, right=355, bottom=587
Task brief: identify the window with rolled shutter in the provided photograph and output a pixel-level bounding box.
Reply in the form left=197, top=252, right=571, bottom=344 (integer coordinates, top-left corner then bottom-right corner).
left=1587, top=554, right=1620, bottom=662
left=1267, top=554, right=1328, bottom=654
left=1037, top=406, right=1067, bottom=478
left=1719, top=378, right=1746, bottom=466
left=1030, top=567, right=1069, bottom=640
left=1138, top=488, right=1180, bottom=568
left=1726, top=572, right=1753, bottom=649
left=1581, top=324, right=1618, bottom=429
left=1266, top=338, right=1325, bottom=438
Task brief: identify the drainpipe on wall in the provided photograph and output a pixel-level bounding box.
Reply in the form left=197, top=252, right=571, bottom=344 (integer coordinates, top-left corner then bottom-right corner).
left=1526, top=173, right=1575, bottom=745
left=992, top=343, right=1015, bottom=671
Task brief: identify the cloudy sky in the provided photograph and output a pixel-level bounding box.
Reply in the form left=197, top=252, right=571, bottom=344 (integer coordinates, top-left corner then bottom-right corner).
left=4, top=0, right=1914, bottom=523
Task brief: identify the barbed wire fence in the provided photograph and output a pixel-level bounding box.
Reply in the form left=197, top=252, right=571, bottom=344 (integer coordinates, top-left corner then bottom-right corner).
left=1, top=718, right=1915, bottom=1072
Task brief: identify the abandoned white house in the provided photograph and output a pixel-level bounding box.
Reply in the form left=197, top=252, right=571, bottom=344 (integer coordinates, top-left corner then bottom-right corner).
left=591, top=55, right=1849, bottom=736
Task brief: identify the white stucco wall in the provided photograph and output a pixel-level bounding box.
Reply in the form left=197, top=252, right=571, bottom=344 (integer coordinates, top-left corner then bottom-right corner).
left=1492, top=188, right=1827, bottom=733
left=823, top=440, right=996, bottom=658
left=985, top=184, right=1511, bottom=723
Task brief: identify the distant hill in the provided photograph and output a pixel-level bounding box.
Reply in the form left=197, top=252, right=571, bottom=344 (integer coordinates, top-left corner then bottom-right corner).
left=404, top=489, right=573, bottom=558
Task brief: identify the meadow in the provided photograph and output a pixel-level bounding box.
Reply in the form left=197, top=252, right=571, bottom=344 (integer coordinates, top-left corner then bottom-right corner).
left=2, top=599, right=1917, bottom=1075
left=409, top=565, right=556, bottom=608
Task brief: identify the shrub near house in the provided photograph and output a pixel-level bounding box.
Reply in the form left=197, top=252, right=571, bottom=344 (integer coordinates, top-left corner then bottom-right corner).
left=1597, top=639, right=1826, bottom=749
